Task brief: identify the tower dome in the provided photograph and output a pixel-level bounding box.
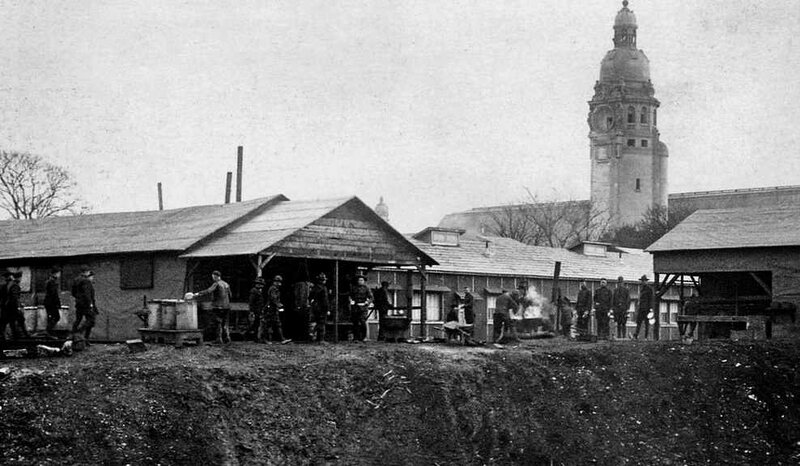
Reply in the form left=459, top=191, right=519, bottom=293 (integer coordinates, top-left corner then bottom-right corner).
left=599, top=0, right=649, bottom=82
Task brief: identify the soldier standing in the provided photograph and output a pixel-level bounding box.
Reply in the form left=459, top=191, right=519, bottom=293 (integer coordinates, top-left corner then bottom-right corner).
left=575, top=280, right=592, bottom=340
left=634, top=275, right=654, bottom=340
left=373, top=281, right=392, bottom=341
left=194, top=270, right=232, bottom=344
left=308, top=273, right=330, bottom=343
left=611, top=276, right=631, bottom=339
left=45, top=268, right=62, bottom=337
left=463, top=287, right=475, bottom=326
left=261, top=275, right=291, bottom=344
left=248, top=277, right=266, bottom=342
left=593, top=278, right=613, bottom=340
left=71, top=268, right=97, bottom=344
left=1, top=271, right=27, bottom=341
left=349, top=275, right=373, bottom=342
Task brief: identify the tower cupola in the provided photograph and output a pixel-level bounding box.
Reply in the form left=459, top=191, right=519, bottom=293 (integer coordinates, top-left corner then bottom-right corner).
left=613, top=1, right=638, bottom=48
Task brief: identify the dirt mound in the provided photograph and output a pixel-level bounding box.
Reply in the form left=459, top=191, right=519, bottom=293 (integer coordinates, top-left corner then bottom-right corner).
left=1, top=339, right=799, bottom=465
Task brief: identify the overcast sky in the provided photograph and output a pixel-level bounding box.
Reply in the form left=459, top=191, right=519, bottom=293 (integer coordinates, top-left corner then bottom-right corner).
left=1, top=0, right=799, bottom=232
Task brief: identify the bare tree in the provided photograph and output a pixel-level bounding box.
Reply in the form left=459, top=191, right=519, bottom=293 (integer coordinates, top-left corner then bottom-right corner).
left=609, top=204, right=694, bottom=249
left=487, top=189, right=609, bottom=247
left=0, top=151, right=85, bottom=219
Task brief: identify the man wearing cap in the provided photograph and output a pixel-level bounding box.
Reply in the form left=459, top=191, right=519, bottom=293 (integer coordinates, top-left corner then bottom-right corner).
left=261, top=275, right=290, bottom=344
left=634, top=275, right=654, bottom=340
left=612, top=276, right=631, bottom=340
left=373, top=280, right=392, bottom=341
left=1, top=271, right=26, bottom=342
left=248, top=277, right=266, bottom=342
left=194, top=270, right=232, bottom=344
left=593, top=278, right=613, bottom=340
left=349, top=275, right=373, bottom=342
left=308, top=273, right=330, bottom=343
left=575, top=280, right=592, bottom=340
left=45, top=268, right=62, bottom=337
left=71, top=267, right=97, bottom=344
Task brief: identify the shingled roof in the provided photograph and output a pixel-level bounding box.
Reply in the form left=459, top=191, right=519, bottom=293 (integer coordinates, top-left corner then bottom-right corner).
left=647, top=205, right=800, bottom=252
left=411, top=235, right=652, bottom=282
left=0, top=196, right=286, bottom=260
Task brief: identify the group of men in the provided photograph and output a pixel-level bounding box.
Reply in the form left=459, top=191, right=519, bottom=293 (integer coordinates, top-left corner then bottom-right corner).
left=491, top=275, right=655, bottom=343
left=0, top=266, right=98, bottom=345
left=575, top=275, right=655, bottom=340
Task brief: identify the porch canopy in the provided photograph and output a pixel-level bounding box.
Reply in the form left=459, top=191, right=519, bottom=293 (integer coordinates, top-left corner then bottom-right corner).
left=180, top=196, right=436, bottom=268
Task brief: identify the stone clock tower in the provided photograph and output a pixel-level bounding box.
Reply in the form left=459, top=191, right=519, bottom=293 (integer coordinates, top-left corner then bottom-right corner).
left=589, top=1, right=668, bottom=230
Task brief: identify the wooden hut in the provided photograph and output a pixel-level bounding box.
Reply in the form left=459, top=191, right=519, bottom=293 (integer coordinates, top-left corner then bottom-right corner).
left=647, top=205, right=800, bottom=339
left=0, top=195, right=435, bottom=341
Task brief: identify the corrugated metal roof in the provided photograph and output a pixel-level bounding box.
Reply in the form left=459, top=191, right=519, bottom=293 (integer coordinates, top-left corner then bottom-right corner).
left=0, top=196, right=285, bottom=260
left=647, top=205, right=800, bottom=252
left=182, top=197, right=352, bottom=257
left=411, top=236, right=652, bottom=281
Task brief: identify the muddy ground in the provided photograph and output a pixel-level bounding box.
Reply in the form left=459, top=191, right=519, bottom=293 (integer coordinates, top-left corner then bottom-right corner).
left=1, top=337, right=799, bottom=465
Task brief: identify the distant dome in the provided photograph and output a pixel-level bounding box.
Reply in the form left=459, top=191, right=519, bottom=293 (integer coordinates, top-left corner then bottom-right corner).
left=657, top=141, right=669, bottom=156
left=374, top=196, right=389, bottom=222
left=614, top=1, right=637, bottom=28
left=599, top=48, right=650, bottom=82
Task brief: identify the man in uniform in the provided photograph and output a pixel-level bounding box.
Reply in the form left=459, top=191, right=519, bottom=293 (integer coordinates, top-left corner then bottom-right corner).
left=593, top=278, right=613, bottom=340
left=634, top=275, right=654, bottom=340
left=261, top=275, right=291, bottom=344
left=612, top=276, right=631, bottom=340
left=575, top=280, right=592, bottom=340
left=248, top=277, right=266, bottom=342
left=45, top=268, right=62, bottom=337
left=493, top=289, right=520, bottom=344
left=1, top=270, right=27, bottom=342
left=194, top=270, right=232, bottom=344
left=463, top=287, right=475, bottom=326
left=308, top=273, right=330, bottom=343
left=349, top=274, right=373, bottom=342
left=71, top=267, right=97, bottom=344
left=373, top=281, right=392, bottom=341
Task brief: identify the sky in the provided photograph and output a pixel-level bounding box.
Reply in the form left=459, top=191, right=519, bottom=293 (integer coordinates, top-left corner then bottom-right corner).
left=1, top=0, right=799, bottom=232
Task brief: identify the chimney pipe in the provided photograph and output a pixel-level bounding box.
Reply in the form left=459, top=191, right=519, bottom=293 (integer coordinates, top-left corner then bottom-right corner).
left=236, top=146, right=243, bottom=202
left=157, top=182, right=163, bottom=210
left=225, top=172, right=232, bottom=204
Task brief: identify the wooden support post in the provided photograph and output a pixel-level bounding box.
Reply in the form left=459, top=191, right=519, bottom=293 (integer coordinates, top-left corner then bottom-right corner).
left=420, top=264, right=427, bottom=339
left=334, top=260, right=339, bottom=344
left=653, top=272, right=660, bottom=340
left=551, top=261, right=562, bottom=333
left=406, top=269, right=413, bottom=337
left=157, top=182, right=163, bottom=210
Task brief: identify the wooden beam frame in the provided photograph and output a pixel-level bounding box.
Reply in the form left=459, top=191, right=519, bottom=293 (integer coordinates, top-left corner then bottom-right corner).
left=748, top=272, right=772, bottom=297
left=249, top=253, right=276, bottom=277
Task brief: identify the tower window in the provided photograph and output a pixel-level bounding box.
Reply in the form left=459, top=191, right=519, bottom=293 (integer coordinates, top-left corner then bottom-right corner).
left=641, top=139, right=649, bottom=148
left=640, top=107, right=648, bottom=124
left=653, top=108, right=657, bottom=126
left=635, top=178, right=641, bottom=192
left=627, top=139, right=636, bottom=147
left=627, top=106, right=635, bottom=124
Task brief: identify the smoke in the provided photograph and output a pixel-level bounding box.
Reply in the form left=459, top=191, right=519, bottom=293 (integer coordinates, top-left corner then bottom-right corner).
left=512, top=285, right=555, bottom=320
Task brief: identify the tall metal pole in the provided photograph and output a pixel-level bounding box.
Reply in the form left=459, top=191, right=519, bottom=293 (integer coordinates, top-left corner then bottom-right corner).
left=224, top=172, right=232, bottom=204
left=236, top=146, right=243, bottom=202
